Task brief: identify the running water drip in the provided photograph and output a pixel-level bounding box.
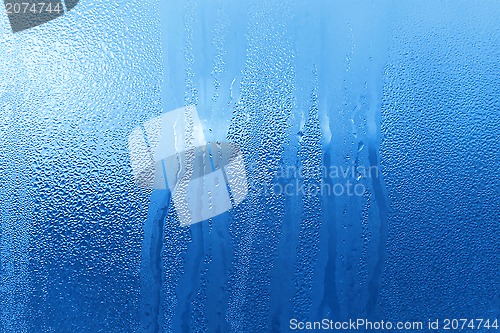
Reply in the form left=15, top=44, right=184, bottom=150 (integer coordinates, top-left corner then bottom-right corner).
left=140, top=190, right=171, bottom=333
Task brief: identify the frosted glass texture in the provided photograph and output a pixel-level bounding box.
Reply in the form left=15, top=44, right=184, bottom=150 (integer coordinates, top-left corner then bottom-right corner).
left=0, top=0, right=498, bottom=332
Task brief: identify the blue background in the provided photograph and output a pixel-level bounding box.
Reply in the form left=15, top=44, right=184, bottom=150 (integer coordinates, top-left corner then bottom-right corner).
left=0, top=0, right=498, bottom=332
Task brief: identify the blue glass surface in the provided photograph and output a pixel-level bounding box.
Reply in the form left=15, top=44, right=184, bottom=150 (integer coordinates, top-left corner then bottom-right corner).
left=0, top=1, right=498, bottom=332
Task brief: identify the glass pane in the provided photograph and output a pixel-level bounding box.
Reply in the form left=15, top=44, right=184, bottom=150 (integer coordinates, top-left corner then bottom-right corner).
left=1, top=0, right=498, bottom=332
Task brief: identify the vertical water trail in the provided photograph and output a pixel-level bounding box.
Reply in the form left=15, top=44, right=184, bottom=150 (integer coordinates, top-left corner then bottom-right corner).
left=366, top=146, right=388, bottom=317
left=140, top=190, right=171, bottom=333
left=365, top=1, right=391, bottom=318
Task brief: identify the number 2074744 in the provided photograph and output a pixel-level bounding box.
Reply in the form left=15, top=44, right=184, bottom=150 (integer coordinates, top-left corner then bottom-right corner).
left=5, top=2, right=62, bottom=15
